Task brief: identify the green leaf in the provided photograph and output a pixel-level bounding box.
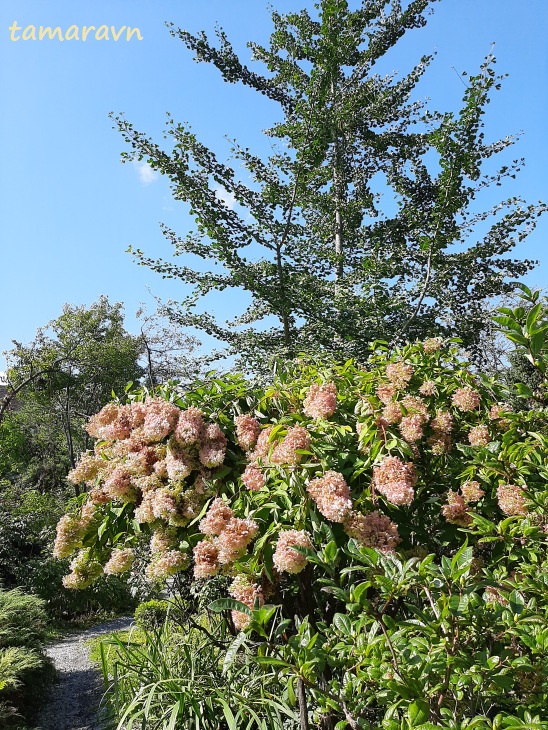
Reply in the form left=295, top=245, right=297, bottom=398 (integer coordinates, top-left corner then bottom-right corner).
left=208, top=598, right=252, bottom=615
left=222, top=632, right=247, bottom=674
left=333, top=613, right=352, bottom=636
left=408, top=699, right=430, bottom=727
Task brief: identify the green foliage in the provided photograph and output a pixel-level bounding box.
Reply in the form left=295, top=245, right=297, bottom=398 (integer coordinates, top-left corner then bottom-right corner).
left=55, top=334, right=548, bottom=727
left=494, top=284, right=548, bottom=404
left=2, top=296, right=144, bottom=492
left=134, top=599, right=170, bottom=632
left=0, top=588, right=54, bottom=728
left=113, top=2, right=544, bottom=371
left=97, top=619, right=297, bottom=730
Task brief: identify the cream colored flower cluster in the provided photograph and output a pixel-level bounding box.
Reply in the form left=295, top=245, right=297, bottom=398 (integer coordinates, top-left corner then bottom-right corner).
left=272, top=530, right=312, bottom=574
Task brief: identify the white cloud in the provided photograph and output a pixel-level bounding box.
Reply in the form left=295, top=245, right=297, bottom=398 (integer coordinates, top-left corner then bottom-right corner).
left=215, top=186, right=237, bottom=210
left=134, top=161, right=158, bottom=185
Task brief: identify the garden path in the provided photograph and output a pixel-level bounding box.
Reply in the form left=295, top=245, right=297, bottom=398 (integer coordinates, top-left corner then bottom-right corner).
left=37, top=616, right=133, bottom=730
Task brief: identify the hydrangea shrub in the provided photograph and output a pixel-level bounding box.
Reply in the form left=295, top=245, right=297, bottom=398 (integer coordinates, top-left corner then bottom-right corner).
left=54, top=340, right=548, bottom=728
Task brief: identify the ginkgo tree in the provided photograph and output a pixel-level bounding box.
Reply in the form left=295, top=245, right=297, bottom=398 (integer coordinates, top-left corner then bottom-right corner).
left=113, top=0, right=544, bottom=371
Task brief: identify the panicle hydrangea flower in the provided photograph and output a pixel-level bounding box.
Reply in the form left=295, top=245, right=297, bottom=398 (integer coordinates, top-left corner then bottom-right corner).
left=419, top=381, right=437, bottom=397
left=385, top=362, right=414, bottom=389
left=134, top=492, right=156, bottom=524
left=497, top=484, right=528, bottom=516
left=399, top=414, right=424, bottom=443
left=307, top=471, right=352, bottom=523
left=53, top=515, right=85, bottom=559
left=442, top=491, right=472, bottom=526
left=427, top=434, right=451, bottom=458
left=153, top=459, right=168, bottom=479
left=489, top=402, right=512, bottom=420
left=63, top=548, right=103, bottom=589
left=452, top=387, right=481, bottom=412
left=166, top=442, right=193, bottom=482
left=235, top=415, right=261, bottom=451
left=343, top=510, right=400, bottom=553
left=142, top=399, right=180, bottom=442
left=147, top=550, right=188, bottom=580
left=104, top=548, right=134, bottom=575
left=86, top=402, right=119, bottom=439
left=199, top=498, right=234, bottom=536
left=461, top=481, right=485, bottom=504
left=250, top=426, right=274, bottom=461
left=151, top=488, right=178, bottom=521
left=179, top=490, right=204, bottom=520
left=229, top=575, right=264, bottom=630
left=217, top=518, right=259, bottom=564
left=242, top=465, right=265, bottom=492
left=198, top=423, right=227, bottom=468
left=104, top=466, right=135, bottom=502
left=128, top=402, right=146, bottom=429
left=303, top=382, right=338, bottom=419
left=401, top=396, right=429, bottom=422
left=373, top=456, right=417, bottom=507
left=193, top=540, right=220, bottom=579
left=272, top=530, right=312, bottom=574
left=376, top=384, right=397, bottom=404
left=89, top=487, right=110, bottom=505
left=100, top=404, right=133, bottom=441
left=174, top=407, right=204, bottom=446
left=150, top=528, right=177, bottom=554
left=67, top=452, right=103, bottom=485
left=271, top=426, right=311, bottom=465
left=468, top=425, right=491, bottom=447
left=431, top=411, right=453, bottom=434
left=381, top=402, right=403, bottom=425
left=423, top=337, right=442, bottom=354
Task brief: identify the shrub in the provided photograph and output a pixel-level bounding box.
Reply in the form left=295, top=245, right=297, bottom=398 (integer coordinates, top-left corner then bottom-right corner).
left=55, top=339, right=548, bottom=728
left=0, top=588, right=54, bottom=727
left=134, top=599, right=170, bottom=632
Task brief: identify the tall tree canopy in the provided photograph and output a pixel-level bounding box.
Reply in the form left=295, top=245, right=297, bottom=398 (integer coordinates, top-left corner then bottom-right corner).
left=115, top=0, right=544, bottom=370
left=1, top=297, right=143, bottom=490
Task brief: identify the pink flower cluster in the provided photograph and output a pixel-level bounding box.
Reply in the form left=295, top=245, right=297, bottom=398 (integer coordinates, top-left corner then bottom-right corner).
left=385, top=362, right=414, bottom=390
left=104, top=548, right=134, bottom=575
left=343, top=510, right=400, bottom=553
left=497, top=484, right=528, bottom=516
left=452, top=387, right=481, bottom=412
left=419, top=380, right=437, bottom=396
left=147, top=550, right=189, bottom=580
left=442, top=491, right=472, bottom=526
left=235, top=415, right=261, bottom=451
left=241, top=465, right=265, bottom=492
left=58, top=398, right=232, bottom=586
left=272, top=530, right=311, bottom=574
left=229, top=575, right=264, bottom=630
left=422, top=337, right=442, bottom=354
left=468, top=425, right=491, bottom=447
left=271, top=426, right=311, bottom=466
left=193, top=498, right=258, bottom=576
left=303, top=382, right=338, bottom=420
left=307, top=471, right=352, bottom=523
left=377, top=384, right=397, bottom=404
left=373, top=456, right=417, bottom=506
left=461, top=481, right=485, bottom=504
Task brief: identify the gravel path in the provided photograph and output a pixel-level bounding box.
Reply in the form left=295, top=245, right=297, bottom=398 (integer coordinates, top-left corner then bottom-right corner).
left=37, top=616, right=134, bottom=730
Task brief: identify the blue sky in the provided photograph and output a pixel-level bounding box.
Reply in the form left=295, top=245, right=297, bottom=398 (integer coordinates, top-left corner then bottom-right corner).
left=1, top=0, right=547, bottom=370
